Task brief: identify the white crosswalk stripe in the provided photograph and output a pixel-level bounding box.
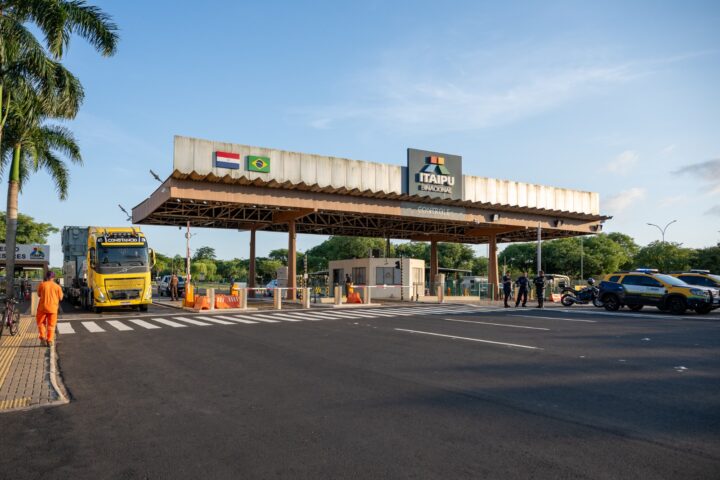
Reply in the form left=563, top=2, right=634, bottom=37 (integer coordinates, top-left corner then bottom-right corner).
left=193, top=316, right=236, bottom=325
left=238, top=315, right=280, bottom=323
left=107, top=320, right=133, bottom=331
left=214, top=315, right=258, bottom=324
left=257, top=313, right=303, bottom=322
left=129, top=319, right=161, bottom=329
left=82, top=321, right=105, bottom=333
left=152, top=318, right=187, bottom=328
left=58, top=304, right=491, bottom=336
left=173, top=316, right=213, bottom=326
left=56, top=322, right=75, bottom=334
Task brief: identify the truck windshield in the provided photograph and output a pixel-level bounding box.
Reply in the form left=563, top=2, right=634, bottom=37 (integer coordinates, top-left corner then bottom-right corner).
left=97, top=245, right=148, bottom=266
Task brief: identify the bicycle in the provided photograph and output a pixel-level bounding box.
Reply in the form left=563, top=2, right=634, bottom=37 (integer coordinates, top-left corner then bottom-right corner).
left=0, top=297, right=20, bottom=337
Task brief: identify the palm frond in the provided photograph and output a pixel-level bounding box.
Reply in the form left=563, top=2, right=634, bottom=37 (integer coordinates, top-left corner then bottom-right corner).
left=37, top=124, right=82, bottom=164
left=35, top=149, right=69, bottom=199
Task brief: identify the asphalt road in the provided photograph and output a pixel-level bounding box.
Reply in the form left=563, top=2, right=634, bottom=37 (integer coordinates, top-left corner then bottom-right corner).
left=2, top=304, right=719, bottom=479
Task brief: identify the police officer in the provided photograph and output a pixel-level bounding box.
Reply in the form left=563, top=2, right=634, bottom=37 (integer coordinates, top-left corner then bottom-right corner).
left=534, top=270, right=547, bottom=308
left=502, top=272, right=512, bottom=308
left=514, top=271, right=529, bottom=307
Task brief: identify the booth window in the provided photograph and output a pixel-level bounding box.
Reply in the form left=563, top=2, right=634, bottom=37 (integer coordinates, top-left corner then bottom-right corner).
left=376, top=267, right=400, bottom=285
left=352, top=267, right=366, bottom=285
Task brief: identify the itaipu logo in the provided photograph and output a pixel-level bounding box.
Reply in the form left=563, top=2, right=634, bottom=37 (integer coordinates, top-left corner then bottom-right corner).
left=30, top=247, right=45, bottom=259
left=417, top=156, right=455, bottom=194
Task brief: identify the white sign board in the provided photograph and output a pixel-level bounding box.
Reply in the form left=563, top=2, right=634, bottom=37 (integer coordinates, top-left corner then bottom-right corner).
left=0, top=244, right=50, bottom=262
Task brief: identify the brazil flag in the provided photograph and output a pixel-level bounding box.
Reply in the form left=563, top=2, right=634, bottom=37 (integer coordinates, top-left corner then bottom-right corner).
left=247, top=155, right=270, bottom=173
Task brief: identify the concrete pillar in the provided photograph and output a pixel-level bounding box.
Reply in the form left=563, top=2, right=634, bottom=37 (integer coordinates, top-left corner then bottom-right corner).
left=287, top=220, right=296, bottom=301
left=249, top=229, right=256, bottom=296
left=207, top=288, right=215, bottom=311
left=302, top=288, right=310, bottom=309
left=365, top=286, right=371, bottom=305
left=430, top=240, right=438, bottom=287
left=488, top=234, right=500, bottom=299
left=240, top=288, right=247, bottom=309
left=334, top=285, right=342, bottom=305
left=273, top=291, right=282, bottom=310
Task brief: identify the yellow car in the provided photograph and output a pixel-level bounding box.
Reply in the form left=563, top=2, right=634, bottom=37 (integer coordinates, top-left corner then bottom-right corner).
left=598, top=270, right=719, bottom=314
left=670, top=270, right=720, bottom=289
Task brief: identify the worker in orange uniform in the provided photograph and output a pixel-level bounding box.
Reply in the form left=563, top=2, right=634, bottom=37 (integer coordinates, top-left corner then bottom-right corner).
left=36, top=271, right=63, bottom=347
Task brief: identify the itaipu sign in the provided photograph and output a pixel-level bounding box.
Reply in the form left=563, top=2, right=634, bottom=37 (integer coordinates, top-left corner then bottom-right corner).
left=407, top=148, right=463, bottom=200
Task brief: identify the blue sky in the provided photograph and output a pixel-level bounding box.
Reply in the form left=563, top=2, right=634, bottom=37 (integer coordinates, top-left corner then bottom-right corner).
left=14, top=0, right=720, bottom=266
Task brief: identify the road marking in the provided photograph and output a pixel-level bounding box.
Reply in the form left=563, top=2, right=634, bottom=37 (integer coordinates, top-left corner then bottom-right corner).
left=509, top=315, right=596, bottom=323
left=444, top=318, right=550, bottom=331
left=395, top=328, right=540, bottom=350
left=253, top=313, right=302, bottom=322
left=172, top=316, right=213, bottom=326
left=241, top=315, right=280, bottom=323
left=129, top=319, right=161, bottom=329
left=152, top=318, right=187, bottom=328
left=81, top=321, right=105, bottom=333
left=301, top=311, right=345, bottom=319
left=285, top=312, right=329, bottom=321
left=106, top=320, right=133, bottom=331
left=56, top=323, right=75, bottom=334
left=193, top=316, right=236, bottom=325
left=214, top=315, right=258, bottom=324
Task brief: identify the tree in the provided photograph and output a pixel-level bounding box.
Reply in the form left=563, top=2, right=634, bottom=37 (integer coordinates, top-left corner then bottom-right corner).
left=692, top=244, right=720, bottom=273
left=0, top=1, right=118, bottom=295
left=193, top=246, right=216, bottom=261
left=634, top=241, right=694, bottom=272
left=606, top=232, right=639, bottom=270
left=268, top=248, right=288, bottom=264
left=471, top=256, right=488, bottom=276
left=304, top=236, right=387, bottom=271
left=499, top=243, right=536, bottom=275
left=191, top=259, right=217, bottom=282
left=0, top=211, right=57, bottom=243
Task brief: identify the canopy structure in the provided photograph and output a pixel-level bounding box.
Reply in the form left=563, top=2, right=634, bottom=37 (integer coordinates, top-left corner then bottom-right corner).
left=133, top=136, right=610, bottom=298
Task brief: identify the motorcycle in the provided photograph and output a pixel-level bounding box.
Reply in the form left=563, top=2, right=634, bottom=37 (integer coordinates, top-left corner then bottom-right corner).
left=561, top=279, right=603, bottom=307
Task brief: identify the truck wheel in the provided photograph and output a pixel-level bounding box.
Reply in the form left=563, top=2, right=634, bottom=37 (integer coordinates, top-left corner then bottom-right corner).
left=668, top=297, right=687, bottom=315
left=603, top=294, right=620, bottom=311
left=139, top=304, right=148, bottom=312
left=93, top=307, right=101, bottom=314
left=628, top=304, right=643, bottom=312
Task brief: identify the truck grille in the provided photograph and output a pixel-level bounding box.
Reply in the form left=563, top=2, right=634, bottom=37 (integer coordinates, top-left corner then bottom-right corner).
left=108, top=289, right=141, bottom=300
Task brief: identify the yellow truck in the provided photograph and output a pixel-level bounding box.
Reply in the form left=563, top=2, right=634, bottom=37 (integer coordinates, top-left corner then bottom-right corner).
left=62, top=226, right=156, bottom=312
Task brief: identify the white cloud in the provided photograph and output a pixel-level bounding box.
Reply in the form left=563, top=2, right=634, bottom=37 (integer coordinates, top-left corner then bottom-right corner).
left=706, top=205, right=720, bottom=217
left=674, top=158, right=720, bottom=198
left=659, top=144, right=676, bottom=156
left=296, top=47, right=644, bottom=133
left=605, top=150, right=639, bottom=174
left=605, top=187, right=646, bottom=213
left=659, top=195, right=685, bottom=207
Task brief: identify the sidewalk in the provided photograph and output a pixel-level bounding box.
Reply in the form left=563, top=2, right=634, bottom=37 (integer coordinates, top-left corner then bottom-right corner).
left=0, top=315, right=68, bottom=413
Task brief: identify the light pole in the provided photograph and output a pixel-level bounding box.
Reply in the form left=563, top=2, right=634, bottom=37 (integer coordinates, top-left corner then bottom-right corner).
left=647, top=220, right=677, bottom=243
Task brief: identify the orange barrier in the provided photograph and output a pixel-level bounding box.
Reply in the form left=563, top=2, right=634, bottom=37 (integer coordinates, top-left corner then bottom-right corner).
left=215, top=294, right=241, bottom=309
left=347, top=292, right=362, bottom=304
left=192, top=295, right=211, bottom=310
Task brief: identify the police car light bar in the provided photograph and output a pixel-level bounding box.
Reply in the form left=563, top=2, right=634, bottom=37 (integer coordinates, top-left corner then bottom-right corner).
left=634, top=268, right=659, bottom=274
left=689, top=269, right=710, bottom=274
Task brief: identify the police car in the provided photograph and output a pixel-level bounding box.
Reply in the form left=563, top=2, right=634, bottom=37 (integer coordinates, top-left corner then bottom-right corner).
left=598, top=269, right=719, bottom=315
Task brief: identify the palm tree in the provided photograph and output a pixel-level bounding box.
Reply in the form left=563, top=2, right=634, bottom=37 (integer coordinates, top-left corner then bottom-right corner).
left=0, top=0, right=117, bottom=295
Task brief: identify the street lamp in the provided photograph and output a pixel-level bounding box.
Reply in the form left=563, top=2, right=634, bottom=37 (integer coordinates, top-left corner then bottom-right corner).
left=647, top=220, right=677, bottom=243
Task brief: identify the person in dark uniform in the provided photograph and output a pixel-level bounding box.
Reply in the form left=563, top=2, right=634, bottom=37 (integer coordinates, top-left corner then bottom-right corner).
left=534, top=270, right=547, bottom=308
left=345, top=273, right=352, bottom=295
left=502, top=272, right=512, bottom=308
left=514, top=271, right=529, bottom=307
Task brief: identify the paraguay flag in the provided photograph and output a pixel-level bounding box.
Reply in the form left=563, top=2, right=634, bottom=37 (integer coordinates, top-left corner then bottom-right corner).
left=214, top=151, right=240, bottom=170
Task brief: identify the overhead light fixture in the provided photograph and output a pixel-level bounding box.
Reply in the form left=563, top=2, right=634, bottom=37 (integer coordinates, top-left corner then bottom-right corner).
left=554, top=219, right=564, bottom=227
left=489, top=213, right=500, bottom=222
left=591, top=224, right=603, bottom=232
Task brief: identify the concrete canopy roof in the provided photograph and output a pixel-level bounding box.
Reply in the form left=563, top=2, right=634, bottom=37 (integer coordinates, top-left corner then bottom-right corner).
left=132, top=174, right=609, bottom=244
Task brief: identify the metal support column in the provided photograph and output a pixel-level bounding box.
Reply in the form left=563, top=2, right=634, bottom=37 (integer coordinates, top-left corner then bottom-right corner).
left=536, top=223, right=542, bottom=274
left=430, top=240, right=438, bottom=287
left=488, top=234, right=499, bottom=298
left=249, top=229, right=256, bottom=295
left=287, top=220, right=297, bottom=300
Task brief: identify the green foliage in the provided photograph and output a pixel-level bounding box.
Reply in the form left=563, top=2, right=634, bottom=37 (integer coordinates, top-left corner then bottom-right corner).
left=634, top=241, right=694, bottom=272
left=191, top=259, right=218, bottom=281
left=499, top=243, right=536, bottom=275
left=692, top=244, right=720, bottom=273
left=193, top=246, right=216, bottom=261
left=471, top=257, right=488, bottom=276
left=215, top=258, right=248, bottom=282
left=0, top=211, right=57, bottom=243
left=305, top=236, right=387, bottom=271
left=606, top=232, right=639, bottom=270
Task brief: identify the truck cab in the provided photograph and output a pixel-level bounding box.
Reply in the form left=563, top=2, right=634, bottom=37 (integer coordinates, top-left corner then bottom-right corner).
left=83, top=227, right=155, bottom=312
